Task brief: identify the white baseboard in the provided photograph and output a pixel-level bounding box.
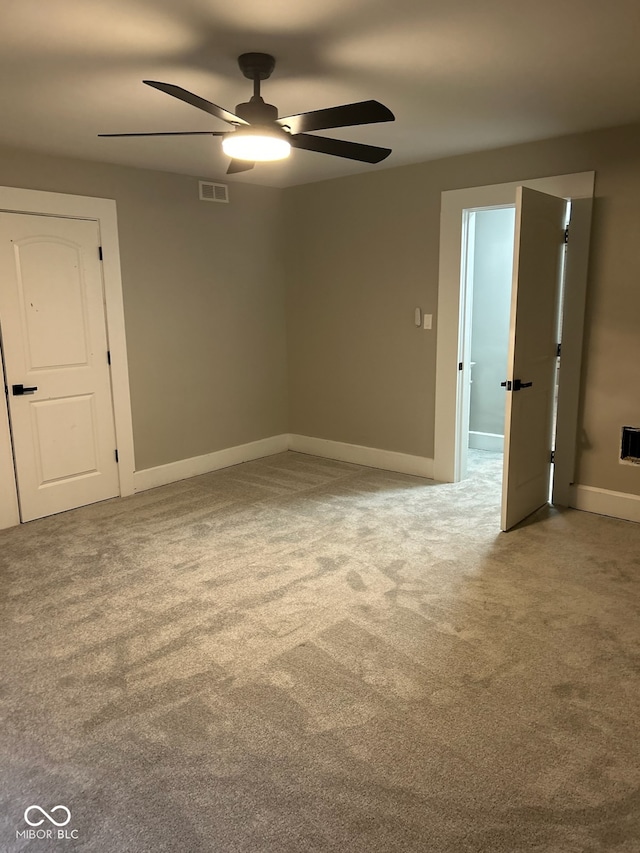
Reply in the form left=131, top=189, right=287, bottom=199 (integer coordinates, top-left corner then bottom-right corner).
left=570, top=484, right=640, bottom=524
left=134, top=433, right=434, bottom=493
left=469, top=431, right=504, bottom=452
left=289, top=434, right=434, bottom=479
left=134, top=434, right=289, bottom=492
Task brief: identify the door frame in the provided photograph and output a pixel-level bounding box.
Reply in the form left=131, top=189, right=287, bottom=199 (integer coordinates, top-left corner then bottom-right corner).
left=433, top=172, right=595, bottom=505
left=0, top=186, right=135, bottom=528
left=456, top=204, right=516, bottom=482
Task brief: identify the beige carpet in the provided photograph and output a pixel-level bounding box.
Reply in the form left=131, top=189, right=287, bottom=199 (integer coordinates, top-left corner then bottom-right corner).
left=1, top=450, right=639, bottom=851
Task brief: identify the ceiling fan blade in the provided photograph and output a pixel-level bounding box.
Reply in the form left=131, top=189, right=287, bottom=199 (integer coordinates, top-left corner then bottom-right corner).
left=278, top=100, right=394, bottom=135
left=143, top=81, right=249, bottom=126
left=227, top=160, right=255, bottom=174
left=290, top=133, right=391, bottom=164
left=98, top=131, right=228, bottom=137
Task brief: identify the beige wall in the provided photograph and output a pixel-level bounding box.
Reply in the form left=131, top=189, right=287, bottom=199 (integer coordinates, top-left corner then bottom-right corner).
left=284, top=123, right=640, bottom=496
left=0, top=144, right=288, bottom=471
left=2, top=122, right=639, bottom=499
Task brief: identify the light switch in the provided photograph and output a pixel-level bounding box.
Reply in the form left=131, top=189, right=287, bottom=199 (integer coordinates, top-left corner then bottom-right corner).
left=414, top=307, right=422, bottom=327
left=423, top=314, right=433, bottom=330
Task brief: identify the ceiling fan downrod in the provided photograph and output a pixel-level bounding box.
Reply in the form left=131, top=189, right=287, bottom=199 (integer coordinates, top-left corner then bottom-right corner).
left=234, top=54, right=279, bottom=124
left=237, top=52, right=276, bottom=102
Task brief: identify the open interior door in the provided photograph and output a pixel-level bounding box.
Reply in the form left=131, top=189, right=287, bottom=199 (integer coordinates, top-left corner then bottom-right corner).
left=501, top=187, right=567, bottom=531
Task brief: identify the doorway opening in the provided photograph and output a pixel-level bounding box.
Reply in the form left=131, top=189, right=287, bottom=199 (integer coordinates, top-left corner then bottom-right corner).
left=457, top=201, right=572, bottom=500
left=458, top=205, right=516, bottom=484
left=434, top=172, right=594, bottom=530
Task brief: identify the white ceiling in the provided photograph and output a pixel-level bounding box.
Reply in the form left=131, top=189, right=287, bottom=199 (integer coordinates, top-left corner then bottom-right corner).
left=2, top=0, right=640, bottom=188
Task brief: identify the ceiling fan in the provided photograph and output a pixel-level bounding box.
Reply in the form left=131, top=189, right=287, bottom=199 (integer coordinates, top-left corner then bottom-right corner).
left=99, top=53, right=395, bottom=174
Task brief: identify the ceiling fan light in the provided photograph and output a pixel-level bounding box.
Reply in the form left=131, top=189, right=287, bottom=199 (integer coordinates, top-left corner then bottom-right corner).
left=222, top=129, right=291, bottom=162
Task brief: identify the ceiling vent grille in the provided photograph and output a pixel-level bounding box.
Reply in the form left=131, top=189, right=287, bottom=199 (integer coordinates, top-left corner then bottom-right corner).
left=199, top=181, right=229, bottom=203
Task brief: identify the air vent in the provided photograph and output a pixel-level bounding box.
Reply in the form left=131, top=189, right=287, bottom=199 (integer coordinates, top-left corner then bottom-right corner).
left=199, top=181, right=229, bottom=203
left=621, top=426, right=640, bottom=465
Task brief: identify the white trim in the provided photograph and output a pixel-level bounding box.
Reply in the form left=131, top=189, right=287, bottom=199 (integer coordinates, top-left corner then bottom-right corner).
left=289, top=434, right=434, bottom=478
left=552, top=196, right=593, bottom=506
left=0, top=185, right=134, bottom=529
left=456, top=210, right=476, bottom=480
left=131, top=433, right=435, bottom=493
left=0, top=376, right=20, bottom=528
left=469, top=432, right=504, bottom=452
left=570, top=484, right=640, bottom=524
left=434, top=172, right=595, bottom=486
left=134, top=434, right=289, bottom=492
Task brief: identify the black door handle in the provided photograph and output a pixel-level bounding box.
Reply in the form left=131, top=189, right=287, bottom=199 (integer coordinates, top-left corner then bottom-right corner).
left=12, top=384, right=38, bottom=396
left=501, top=379, right=533, bottom=391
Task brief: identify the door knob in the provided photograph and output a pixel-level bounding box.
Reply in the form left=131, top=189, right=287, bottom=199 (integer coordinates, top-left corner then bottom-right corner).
left=501, top=379, right=533, bottom=391
left=12, top=384, right=38, bottom=396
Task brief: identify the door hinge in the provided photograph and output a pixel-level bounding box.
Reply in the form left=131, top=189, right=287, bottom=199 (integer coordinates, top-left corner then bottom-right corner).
left=458, top=362, right=463, bottom=371
left=550, top=450, right=555, bottom=464
left=98, top=246, right=103, bottom=261
left=115, top=449, right=119, bottom=463
left=107, top=350, right=111, bottom=365
left=556, top=342, right=562, bottom=357
left=563, top=227, right=569, bottom=244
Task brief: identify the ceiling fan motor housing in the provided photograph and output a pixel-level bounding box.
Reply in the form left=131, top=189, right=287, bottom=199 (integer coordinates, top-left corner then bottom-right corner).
left=234, top=98, right=279, bottom=125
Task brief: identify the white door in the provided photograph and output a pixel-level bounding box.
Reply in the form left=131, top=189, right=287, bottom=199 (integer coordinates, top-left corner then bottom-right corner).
left=0, top=212, right=120, bottom=522
left=501, top=187, right=567, bottom=531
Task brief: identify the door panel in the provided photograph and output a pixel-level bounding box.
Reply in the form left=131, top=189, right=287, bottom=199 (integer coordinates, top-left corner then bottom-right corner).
left=32, top=395, right=99, bottom=483
left=501, top=187, right=566, bottom=531
left=0, top=213, right=119, bottom=521
left=18, top=239, right=90, bottom=368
